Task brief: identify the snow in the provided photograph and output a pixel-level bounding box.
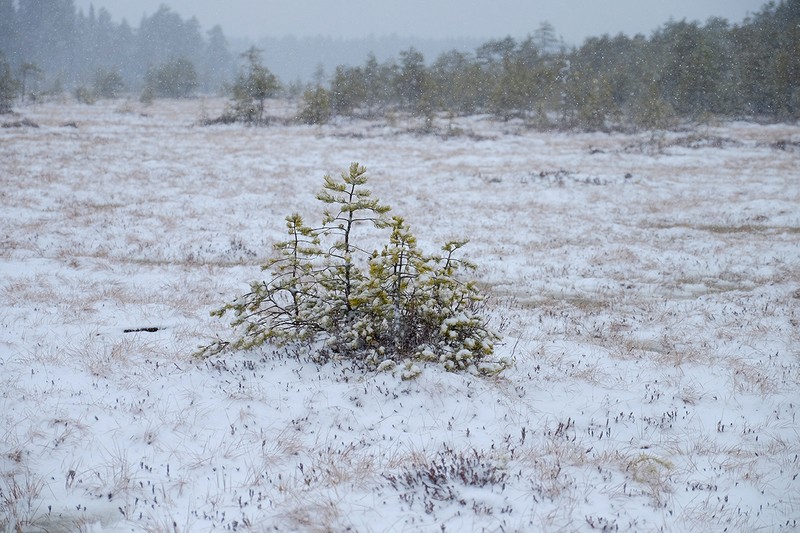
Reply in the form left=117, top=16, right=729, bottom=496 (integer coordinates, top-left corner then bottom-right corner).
left=1, top=98, right=799, bottom=532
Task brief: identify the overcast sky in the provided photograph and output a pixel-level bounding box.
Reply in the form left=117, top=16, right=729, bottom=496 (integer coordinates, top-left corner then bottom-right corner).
left=73, top=0, right=768, bottom=44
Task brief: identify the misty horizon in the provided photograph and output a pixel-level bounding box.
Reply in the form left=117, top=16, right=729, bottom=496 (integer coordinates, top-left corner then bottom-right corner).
left=72, top=0, right=768, bottom=46
left=62, top=0, right=772, bottom=82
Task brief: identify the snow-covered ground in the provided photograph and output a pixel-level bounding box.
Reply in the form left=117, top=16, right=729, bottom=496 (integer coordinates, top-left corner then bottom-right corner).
left=1, top=98, right=798, bottom=532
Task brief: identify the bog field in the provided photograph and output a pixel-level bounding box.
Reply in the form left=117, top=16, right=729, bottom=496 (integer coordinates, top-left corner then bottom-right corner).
left=1, top=98, right=799, bottom=532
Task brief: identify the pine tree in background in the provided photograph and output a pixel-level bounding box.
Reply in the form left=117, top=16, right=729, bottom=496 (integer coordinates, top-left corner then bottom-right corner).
left=0, top=1, right=235, bottom=96
left=93, top=68, right=124, bottom=98
left=297, top=85, right=331, bottom=124
left=0, top=0, right=15, bottom=63
left=395, top=48, right=429, bottom=114
left=0, top=52, right=18, bottom=113
left=203, top=25, right=235, bottom=93
left=200, top=164, right=506, bottom=376
left=143, top=57, right=198, bottom=98
left=631, top=81, right=675, bottom=131
left=230, top=46, right=280, bottom=124
left=18, top=62, right=40, bottom=103
left=2, top=0, right=798, bottom=125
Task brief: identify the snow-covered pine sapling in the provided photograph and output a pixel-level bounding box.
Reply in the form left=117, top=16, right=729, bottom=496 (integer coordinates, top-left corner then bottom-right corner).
left=361, top=219, right=503, bottom=373
left=363, top=216, right=427, bottom=356
left=314, top=162, right=391, bottom=355
left=414, top=240, right=501, bottom=372
left=196, top=214, right=322, bottom=357
left=199, top=163, right=508, bottom=375
left=259, top=214, right=324, bottom=343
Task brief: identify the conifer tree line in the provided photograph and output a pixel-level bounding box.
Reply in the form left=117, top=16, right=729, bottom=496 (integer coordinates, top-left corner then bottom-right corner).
left=0, top=0, right=235, bottom=100
left=305, top=0, right=799, bottom=129
left=1, top=0, right=798, bottom=127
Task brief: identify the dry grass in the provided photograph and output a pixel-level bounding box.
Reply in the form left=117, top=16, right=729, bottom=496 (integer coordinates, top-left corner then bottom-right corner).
left=1, top=468, right=46, bottom=531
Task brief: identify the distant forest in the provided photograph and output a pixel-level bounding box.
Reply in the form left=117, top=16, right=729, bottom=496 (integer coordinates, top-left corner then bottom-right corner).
left=0, top=0, right=798, bottom=128
left=0, top=2, right=235, bottom=96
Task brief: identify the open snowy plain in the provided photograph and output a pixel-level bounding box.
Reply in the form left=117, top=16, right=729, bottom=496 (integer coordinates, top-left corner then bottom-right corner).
left=1, top=98, right=799, bottom=532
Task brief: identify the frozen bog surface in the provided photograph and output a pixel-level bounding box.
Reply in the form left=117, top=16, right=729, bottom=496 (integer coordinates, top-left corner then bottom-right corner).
left=1, top=98, right=798, bottom=532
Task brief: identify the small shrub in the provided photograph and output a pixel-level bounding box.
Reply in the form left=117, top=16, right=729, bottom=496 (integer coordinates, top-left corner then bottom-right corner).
left=384, top=445, right=508, bottom=512
left=144, top=57, right=198, bottom=99
left=0, top=54, right=18, bottom=114
left=229, top=46, right=280, bottom=124
left=297, top=86, right=331, bottom=125
left=199, top=163, right=506, bottom=374
left=139, top=85, right=154, bottom=105
left=631, top=82, right=676, bottom=132
left=74, top=86, right=96, bottom=104
left=93, top=68, right=124, bottom=99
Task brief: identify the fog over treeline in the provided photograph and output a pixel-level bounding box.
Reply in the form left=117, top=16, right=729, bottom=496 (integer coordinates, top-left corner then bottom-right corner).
left=0, top=0, right=798, bottom=126
left=0, top=2, right=236, bottom=94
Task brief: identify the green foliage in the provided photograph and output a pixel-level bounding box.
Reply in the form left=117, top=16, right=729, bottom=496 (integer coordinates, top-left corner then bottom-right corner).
left=363, top=53, right=395, bottom=117
left=362, top=221, right=499, bottom=371
left=200, top=163, right=505, bottom=375
left=327, top=54, right=397, bottom=119
left=92, top=68, right=124, bottom=99
left=18, top=62, right=41, bottom=104
left=139, top=85, right=155, bottom=105
left=308, top=5, right=799, bottom=129
left=653, top=20, right=728, bottom=117
left=314, top=163, right=392, bottom=335
left=0, top=53, right=17, bottom=114
left=144, top=57, right=198, bottom=98
left=297, top=85, right=331, bottom=124
left=230, top=46, right=280, bottom=124
left=209, top=214, right=323, bottom=351
left=330, top=64, right=367, bottom=116
left=74, top=86, right=96, bottom=104
left=732, top=0, right=800, bottom=119
left=2, top=0, right=799, bottom=126
left=630, top=82, right=675, bottom=130
left=490, top=54, right=539, bottom=121
left=563, top=72, right=618, bottom=131
left=394, top=47, right=437, bottom=118
left=430, top=50, right=483, bottom=116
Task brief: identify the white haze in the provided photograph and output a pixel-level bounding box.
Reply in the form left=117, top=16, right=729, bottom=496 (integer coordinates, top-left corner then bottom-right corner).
left=74, top=0, right=767, bottom=44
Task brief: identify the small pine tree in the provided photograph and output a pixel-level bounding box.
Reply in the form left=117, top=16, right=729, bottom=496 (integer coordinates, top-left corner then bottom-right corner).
left=363, top=216, right=423, bottom=354
left=314, top=163, right=391, bottom=357
left=200, top=163, right=507, bottom=375
left=297, top=85, right=331, bottom=125
left=631, top=82, right=676, bottom=131
left=203, top=213, right=323, bottom=354
left=144, top=57, right=198, bottom=99
left=416, top=240, right=499, bottom=370
left=0, top=54, right=18, bottom=114
left=93, top=68, right=124, bottom=99
left=230, top=46, right=279, bottom=124
left=74, top=86, right=96, bottom=104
